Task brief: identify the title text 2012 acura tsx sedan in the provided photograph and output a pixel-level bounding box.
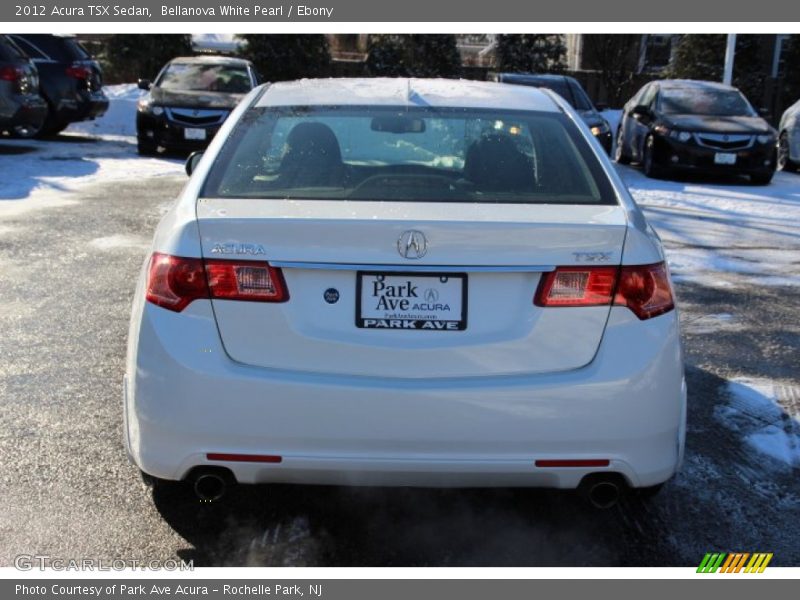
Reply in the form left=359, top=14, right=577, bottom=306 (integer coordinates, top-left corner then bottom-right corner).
left=125, top=78, right=686, bottom=509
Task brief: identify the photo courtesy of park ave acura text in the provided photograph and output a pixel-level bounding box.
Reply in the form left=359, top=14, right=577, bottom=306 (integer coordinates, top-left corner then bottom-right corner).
left=0, top=29, right=799, bottom=569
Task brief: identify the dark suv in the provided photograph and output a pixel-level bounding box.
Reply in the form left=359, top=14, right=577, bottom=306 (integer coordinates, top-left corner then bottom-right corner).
left=136, top=55, right=257, bottom=155
left=616, top=79, right=777, bottom=184
left=8, top=34, right=108, bottom=137
left=496, top=73, right=612, bottom=153
left=0, top=34, right=47, bottom=138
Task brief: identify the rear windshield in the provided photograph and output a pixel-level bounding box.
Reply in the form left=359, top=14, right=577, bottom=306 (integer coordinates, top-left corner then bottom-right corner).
left=0, top=36, right=26, bottom=61
left=659, top=88, right=756, bottom=117
left=17, top=35, right=90, bottom=60
left=201, top=106, right=616, bottom=205
left=158, top=63, right=252, bottom=93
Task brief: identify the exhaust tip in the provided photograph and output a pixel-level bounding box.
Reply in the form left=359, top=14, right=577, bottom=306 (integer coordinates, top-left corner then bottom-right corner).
left=578, top=473, right=626, bottom=509
left=192, top=472, right=229, bottom=502
left=587, top=481, right=620, bottom=509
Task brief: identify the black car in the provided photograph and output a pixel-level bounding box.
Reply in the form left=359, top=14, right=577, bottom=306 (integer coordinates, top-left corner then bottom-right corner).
left=8, top=34, right=108, bottom=137
left=615, top=79, right=777, bottom=184
left=136, top=55, right=258, bottom=155
left=0, top=34, right=47, bottom=138
left=496, top=73, right=612, bottom=153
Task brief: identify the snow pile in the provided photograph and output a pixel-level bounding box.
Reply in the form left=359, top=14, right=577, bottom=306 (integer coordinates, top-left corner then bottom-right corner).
left=65, top=83, right=144, bottom=138
left=715, top=378, right=800, bottom=468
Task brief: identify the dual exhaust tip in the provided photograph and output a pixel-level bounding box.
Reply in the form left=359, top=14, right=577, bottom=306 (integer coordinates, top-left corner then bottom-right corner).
left=187, top=469, right=625, bottom=508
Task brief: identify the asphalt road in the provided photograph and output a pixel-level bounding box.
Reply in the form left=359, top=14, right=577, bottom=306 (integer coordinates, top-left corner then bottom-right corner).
left=1, top=140, right=798, bottom=567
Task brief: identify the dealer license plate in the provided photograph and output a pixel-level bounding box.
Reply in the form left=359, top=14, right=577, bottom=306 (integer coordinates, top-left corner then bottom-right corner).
left=714, top=152, right=737, bottom=165
left=184, top=128, right=206, bottom=141
left=356, top=272, right=467, bottom=331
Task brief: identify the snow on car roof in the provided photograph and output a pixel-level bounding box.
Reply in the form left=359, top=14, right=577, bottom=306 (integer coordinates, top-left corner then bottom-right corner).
left=255, top=78, right=562, bottom=112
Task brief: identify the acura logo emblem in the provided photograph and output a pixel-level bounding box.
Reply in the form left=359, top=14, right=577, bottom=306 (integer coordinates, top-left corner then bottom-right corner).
left=397, top=230, right=427, bottom=259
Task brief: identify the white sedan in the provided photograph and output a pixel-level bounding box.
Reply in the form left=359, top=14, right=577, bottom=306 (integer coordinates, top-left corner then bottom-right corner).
left=124, top=78, right=686, bottom=509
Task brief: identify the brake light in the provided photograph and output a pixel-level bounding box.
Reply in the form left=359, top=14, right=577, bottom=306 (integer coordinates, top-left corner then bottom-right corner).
left=65, top=64, right=91, bottom=79
left=0, top=66, right=22, bottom=81
left=534, top=262, right=674, bottom=320
left=614, top=262, right=675, bottom=319
left=145, top=253, right=288, bottom=312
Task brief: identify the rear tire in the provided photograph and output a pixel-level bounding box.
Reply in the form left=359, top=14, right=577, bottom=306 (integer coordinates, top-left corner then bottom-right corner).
left=614, top=127, right=631, bottom=164
left=9, top=116, right=45, bottom=139
left=777, top=132, right=798, bottom=172
left=36, top=104, right=69, bottom=138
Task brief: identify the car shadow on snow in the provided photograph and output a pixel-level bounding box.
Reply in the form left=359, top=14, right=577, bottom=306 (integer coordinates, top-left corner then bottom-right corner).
left=150, top=369, right=800, bottom=567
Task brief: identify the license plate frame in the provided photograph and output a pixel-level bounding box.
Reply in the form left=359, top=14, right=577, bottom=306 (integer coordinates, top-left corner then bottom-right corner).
left=356, top=271, right=468, bottom=331
left=184, top=128, right=207, bottom=141
left=714, top=152, right=737, bottom=165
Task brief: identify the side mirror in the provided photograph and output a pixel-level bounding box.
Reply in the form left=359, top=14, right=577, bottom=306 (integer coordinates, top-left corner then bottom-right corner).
left=595, top=102, right=609, bottom=112
left=137, top=78, right=152, bottom=91
left=758, top=107, right=770, bottom=117
left=631, top=105, right=652, bottom=120
left=185, top=151, right=204, bottom=176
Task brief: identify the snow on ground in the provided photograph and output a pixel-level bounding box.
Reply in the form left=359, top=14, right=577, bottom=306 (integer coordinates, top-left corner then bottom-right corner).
left=617, top=166, right=800, bottom=288
left=716, top=378, right=800, bottom=468
left=0, top=84, right=182, bottom=214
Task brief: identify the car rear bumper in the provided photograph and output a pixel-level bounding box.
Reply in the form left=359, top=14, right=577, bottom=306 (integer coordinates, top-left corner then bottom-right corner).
left=125, top=299, right=686, bottom=490
left=0, top=94, right=47, bottom=130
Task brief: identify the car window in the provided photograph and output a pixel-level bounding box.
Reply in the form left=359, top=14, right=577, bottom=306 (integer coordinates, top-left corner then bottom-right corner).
left=9, top=36, right=46, bottom=60
left=566, top=80, right=594, bottom=111
left=157, top=63, right=252, bottom=93
left=202, top=106, right=616, bottom=205
left=640, top=84, right=658, bottom=108
left=61, top=38, right=91, bottom=60
left=0, top=36, right=26, bottom=61
left=659, top=88, right=756, bottom=116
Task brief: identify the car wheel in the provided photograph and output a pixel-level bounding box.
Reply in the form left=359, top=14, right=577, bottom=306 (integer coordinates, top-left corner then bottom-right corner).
left=614, top=127, right=630, bottom=164
left=750, top=170, right=774, bottom=185
left=642, top=135, right=663, bottom=178
left=777, top=132, right=798, bottom=172
left=37, top=102, right=70, bottom=137
left=10, top=117, right=45, bottom=139
left=137, top=137, right=158, bottom=156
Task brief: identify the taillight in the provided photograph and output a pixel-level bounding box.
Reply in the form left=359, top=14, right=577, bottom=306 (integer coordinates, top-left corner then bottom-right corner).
left=614, top=262, right=674, bottom=320
left=0, top=66, right=22, bottom=81
left=145, top=253, right=288, bottom=312
left=534, top=266, right=617, bottom=307
left=204, top=259, right=288, bottom=303
left=65, top=64, right=91, bottom=79
left=534, top=262, right=674, bottom=320
left=146, top=254, right=208, bottom=312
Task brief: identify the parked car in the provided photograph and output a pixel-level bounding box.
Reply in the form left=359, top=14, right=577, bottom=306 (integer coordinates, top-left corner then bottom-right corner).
left=126, top=79, right=685, bottom=509
left=8, top=34, right=108, bottom=137
left=615, top=79, right=777, bottom=184
left=777, top=98, right=800, bottom=172
left=0, top=34, right=47, bottom=138
left=136, top=55, right=258, bottom=155
left=496, top=73, right=612, bottom=153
